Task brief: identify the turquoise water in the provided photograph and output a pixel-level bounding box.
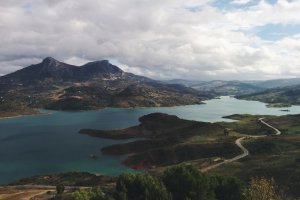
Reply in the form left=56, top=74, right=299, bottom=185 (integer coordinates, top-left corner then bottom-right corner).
left=0, top=96, right=300, bottom=184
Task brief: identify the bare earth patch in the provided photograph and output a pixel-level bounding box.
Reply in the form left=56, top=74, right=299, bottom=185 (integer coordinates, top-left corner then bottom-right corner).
left=0, top=187, right=54, bottom=200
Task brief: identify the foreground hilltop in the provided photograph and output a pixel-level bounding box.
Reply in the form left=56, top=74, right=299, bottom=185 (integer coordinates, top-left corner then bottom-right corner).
left=79, top=112, right=300, bottom=198
left=0, top=57, right=210, bottom=117
left=80, top=113, right=240, bottom=169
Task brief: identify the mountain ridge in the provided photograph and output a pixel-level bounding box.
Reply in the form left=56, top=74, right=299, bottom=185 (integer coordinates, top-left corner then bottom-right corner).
left=1, top=57, right=126, bottom=84
left=0, top=57, right=209, bottom=117
left=237, top=84, right=300, bottom=106
left=166, top=78, right=300, bottom=96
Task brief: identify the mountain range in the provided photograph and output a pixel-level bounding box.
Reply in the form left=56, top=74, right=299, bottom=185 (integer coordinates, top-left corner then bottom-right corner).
left=2, top=57, right=300, bottom=117
left=166, top=78, right=300, bottom=96
left=0, top=57, right=209, bottom=117
left=237, top=84, right=300, bottom=106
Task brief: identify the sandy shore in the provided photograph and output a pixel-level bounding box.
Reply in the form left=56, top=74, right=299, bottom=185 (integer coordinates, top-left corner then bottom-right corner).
left=0, top=112, right=50, bottom=120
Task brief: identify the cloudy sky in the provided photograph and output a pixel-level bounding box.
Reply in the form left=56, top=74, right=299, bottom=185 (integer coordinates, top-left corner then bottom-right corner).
left=1, top=0, right=300, bottom=80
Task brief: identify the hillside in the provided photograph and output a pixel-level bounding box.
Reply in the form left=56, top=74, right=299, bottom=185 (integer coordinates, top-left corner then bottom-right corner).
left=0, top=58, right=210, bottom=117
left=215, top=114, right=300, bottom=197
left=249, top=78, right=300, bottom=89
left=191, top=80, right=264, bottom=96
left=237, top=84, right=300, bottom=106
left=80, top=113, right=240, bottom=169
left=166, top=78, right=300, bottom=96
left=166, top=79, right=264, bottom=95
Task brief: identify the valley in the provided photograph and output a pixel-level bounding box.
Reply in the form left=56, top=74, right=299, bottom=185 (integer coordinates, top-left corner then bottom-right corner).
left=2, top=0, right=300, bottom=199
left=1, top=58, right=300, bottom=199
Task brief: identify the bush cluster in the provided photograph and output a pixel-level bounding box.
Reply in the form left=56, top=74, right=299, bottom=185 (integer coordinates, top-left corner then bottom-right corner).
left=70, top=164, right=285, bottom=200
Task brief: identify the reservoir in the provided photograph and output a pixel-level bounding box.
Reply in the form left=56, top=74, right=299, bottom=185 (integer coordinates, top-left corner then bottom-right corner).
left=0, top=96, right=300, bottom=184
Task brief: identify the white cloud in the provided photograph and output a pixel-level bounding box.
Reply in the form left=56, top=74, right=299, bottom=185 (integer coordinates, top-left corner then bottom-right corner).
left=226, top=0, right=300, bottom=28
left=63, top=57, right=91, bottom=66
left=230, top=0, right=252, bottom=5
left=0, top=0, right=299, bottom=80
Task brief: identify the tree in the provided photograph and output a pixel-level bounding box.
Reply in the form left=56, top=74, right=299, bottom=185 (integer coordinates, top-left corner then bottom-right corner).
left=73, top=187, right=106, bottom=200
left=56, top=183, right=65, bottom=195
left=162, top=164, right=214, bottom=200
left=89, top=187, right=105, bottom=200
left=244, top=177, right=282, bottom=200
left=116, top=173, right=171, bottom=200
left=210, top=175, right=245, bottom=200
left=73, top=189, right=90, bottom=200
left=224, top=129, right=229, bottom=136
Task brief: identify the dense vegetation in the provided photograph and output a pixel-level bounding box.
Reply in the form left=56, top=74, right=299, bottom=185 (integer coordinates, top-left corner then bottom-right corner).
left=65, top=164, right=288, bottom=200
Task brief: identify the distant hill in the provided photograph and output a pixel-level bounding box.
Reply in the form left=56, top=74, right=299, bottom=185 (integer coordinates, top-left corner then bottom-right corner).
left=237, top=84, right=300, bottom=106
left=0, top=58, right=210, bottom=116
left=164, top=79, right=206, bottom=87
left=248, top=78, right=300, bottom=89
left=167, top=78, right=300, bottom=96
left=166, top=79, right=264, bottom=96
left=191, top=80, right=264, bottom=96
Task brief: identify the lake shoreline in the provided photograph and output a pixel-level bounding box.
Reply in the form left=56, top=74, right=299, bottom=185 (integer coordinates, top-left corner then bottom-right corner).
left=1, top=96, right=300, bottom=184
left=0, top=102, right=206, bottom=120
left=0, top=111, right=50, bottom=120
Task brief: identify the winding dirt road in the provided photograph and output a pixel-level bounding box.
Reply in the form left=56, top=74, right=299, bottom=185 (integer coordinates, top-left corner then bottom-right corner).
left=201, top=118, right=281, bottom=172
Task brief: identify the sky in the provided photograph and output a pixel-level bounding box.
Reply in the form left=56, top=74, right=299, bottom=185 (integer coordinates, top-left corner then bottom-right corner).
left=0, top=0, right=300, bottom=80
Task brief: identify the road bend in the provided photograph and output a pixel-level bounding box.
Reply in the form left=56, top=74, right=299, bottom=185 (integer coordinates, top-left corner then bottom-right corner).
left=201, top=118, right=281, bottom=172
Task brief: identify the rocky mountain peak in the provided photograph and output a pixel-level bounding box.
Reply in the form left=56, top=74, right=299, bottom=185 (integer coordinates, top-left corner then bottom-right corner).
left=41, top=57, right=63, bottom=68
left=42, top=57, right=61, bottom=67
left=82, top=60, right=124, bottom=75
left=0, top=58, right=130, bottom=83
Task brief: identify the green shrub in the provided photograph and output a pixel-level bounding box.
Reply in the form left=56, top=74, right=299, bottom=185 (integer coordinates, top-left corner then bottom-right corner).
left=73, top=187, right=105, bottom=200
left=89, top=187, right=105, bottom=200
left=162, top=164, right=214, bottom=200
left=74, top=189, right=90, bottom=200
left=210, top=175, right=245, bottom=200
left=116, top=173, right=171, bottom=200
left=244, top=177, right=283, bottom=200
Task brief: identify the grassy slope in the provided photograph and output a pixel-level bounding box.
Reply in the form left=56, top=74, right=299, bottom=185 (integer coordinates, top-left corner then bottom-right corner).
left=211, top=115, right=300, bottom=198
left=82, top=113, right=241, bottom=169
